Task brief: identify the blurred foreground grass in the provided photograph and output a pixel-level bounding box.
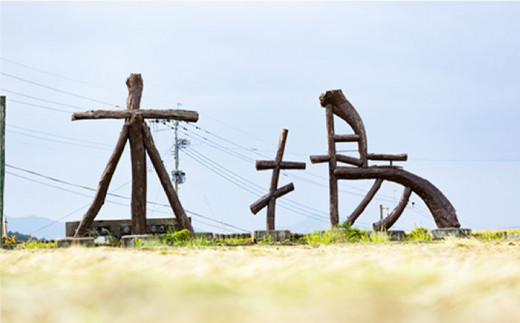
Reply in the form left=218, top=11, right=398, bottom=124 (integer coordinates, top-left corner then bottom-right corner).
left=2, top=239, right=520, bottom=323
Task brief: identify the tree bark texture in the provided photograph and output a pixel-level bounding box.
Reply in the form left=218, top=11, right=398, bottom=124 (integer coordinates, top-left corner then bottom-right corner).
left=346, top=178, right=383, bottom=225
left=325, top=104, right=339, bottom=227
left=74, top=125, right=129, bottom=237
left=334, top=166, right=460, bottom=228
left=372, top=187, right=412, bottom=231
left=142, top=123, right=194, bottom=232
left=367, top=153, right=408, bottom=161
left=250, top=183, right=294, bottom=215
left=255, top=160, right=306, bottom=170
left=72, top=109, right=199, bottom=122
left=128, top=115, right=147, bottom=234
left=265, top=129, right=289, bottom=230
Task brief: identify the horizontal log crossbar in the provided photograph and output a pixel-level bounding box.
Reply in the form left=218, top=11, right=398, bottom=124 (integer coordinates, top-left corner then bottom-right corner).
left=256, top=160, right=306, bottom=170
left=250, top=183, right=295, bottom=215
left=72, top=109, right=199, bottom=122
left=367, top=153, right=408, bottom=162
left=333, top=134, right=360, bottom=142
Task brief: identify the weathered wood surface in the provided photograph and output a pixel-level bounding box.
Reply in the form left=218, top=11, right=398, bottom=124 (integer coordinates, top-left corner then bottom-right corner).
left=255, top=160, right=306, bottom=170
left=309, top=154, right=330, bottom=164
left=72, top=109, right=199, bottom=122
left=320, top=90, right=368, bottom=167
left=373, top=187, right=412, bottom=231
left=333, top=134, right=360, bottom=142
left=142, top=123, right=194, bottom=232
left=74, top=125, right=129, bottom=237
left=367, top=153, right=408, bottom=161
left=346, top=178, right=383, bottom=225
left=325, top=104, right=339, bottom=227
left=128, top=115, right=147, bottom=234
left=334, top=166, right=460, bottom=228
left=265, top=129, right=289, bottom=230
left=250, top=183, right=294, bottom=215
left=336, top=154, right=363, bottom=166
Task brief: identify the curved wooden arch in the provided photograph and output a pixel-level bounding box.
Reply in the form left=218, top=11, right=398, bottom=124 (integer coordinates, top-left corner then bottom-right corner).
left=335, top=166, right=460, bottom=228
left=372, top=187, right=412, bottom=231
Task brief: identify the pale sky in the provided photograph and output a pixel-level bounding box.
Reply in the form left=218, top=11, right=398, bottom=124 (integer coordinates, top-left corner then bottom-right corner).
left=1, top=1, right=519, bottom=237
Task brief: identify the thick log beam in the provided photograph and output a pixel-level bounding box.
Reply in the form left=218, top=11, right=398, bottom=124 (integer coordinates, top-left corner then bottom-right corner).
left=346, top=178, right=383, bottom=225
left=367, top=153, right=408, bottom=162
left=126, top=74, right=147, bottom=234
left=373, top=187, right=412, bottom=231
left=256, top=160, right=306, bottom=170
left=334, top=166, right=460, bottom=228
left=250, top=183, right=295, bottom=215
left=74, top=125, right=129, bottom=238
left=142, top=123, right=194, bottom=232
left=72, top=109, right=199, bottom=122
left=325, top=104, right=339, bottom=227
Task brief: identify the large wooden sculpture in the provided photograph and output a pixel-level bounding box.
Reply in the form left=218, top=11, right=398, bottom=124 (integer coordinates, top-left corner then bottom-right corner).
left=250, top=129, right=306, bottom=230
left=73, top=74, right=196, bottom=237
left=310, top=89, right=460, bottom=230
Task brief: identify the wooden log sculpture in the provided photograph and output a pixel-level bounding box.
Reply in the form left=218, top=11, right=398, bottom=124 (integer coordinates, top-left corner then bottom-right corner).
left=73, top=74, right=196, bottom=237
left=310, top=89, right=460, bottom=230
left=250, top=129, right=306, bottom=230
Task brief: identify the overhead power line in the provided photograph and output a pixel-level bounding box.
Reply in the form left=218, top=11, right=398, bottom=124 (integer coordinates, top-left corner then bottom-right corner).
left=0, top=71, right=122, bottom=108
left=6, top=164, right=248, bottom=232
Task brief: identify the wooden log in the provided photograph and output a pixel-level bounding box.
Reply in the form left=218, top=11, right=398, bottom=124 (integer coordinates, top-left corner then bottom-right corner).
left=320, top=90, right=368, bottom=167
left=325, top=104, right=339, bottom=227
left=256, top=160, right=306, bottom=170
left=346, top=178, right=384, bottom=225
left=309, top=155, right=330, bottom=164
left=126, top=75, right=147, bottom=234
left=333, top=134, right=360, bottom=142
left=128, top=115, right=147, bottom=234
left=367, top=153, right=408, bottom=162
left=142, top=123, right=194, bottom=232
left=72, top=109, right=199, bottom=122
left=74, top=125, right=129, bottom=237
left=266, top=129, right=289, bottom=230
left=336, top=154, right=363, bottom=166
left=250, top=183, right=295, bottom=215
left=334, top=166, right=460, bottom=228
left=373, top=187, right=412, bottom=231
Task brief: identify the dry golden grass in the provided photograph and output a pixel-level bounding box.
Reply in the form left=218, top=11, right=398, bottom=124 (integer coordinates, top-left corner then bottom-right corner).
left=2, top=240, right=520, bottom=323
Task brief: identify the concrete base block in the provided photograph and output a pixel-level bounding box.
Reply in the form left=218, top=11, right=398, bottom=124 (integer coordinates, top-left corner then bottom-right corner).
left=386, top=230, right=406, bottom=241
left=56, top=237, right=95, bottom=248
left=213, top=233, right=252, bottom=240
left=121, top=235, right=159, bottom=248
left=431, top=228, right=472, bottom=240
left=193, top=232, right=214, bottom=241
left=252, top=230, right=291, bottom=243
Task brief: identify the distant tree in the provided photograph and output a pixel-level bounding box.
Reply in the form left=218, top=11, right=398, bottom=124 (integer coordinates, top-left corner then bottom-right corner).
left=7, top=231, right=38, bottom=241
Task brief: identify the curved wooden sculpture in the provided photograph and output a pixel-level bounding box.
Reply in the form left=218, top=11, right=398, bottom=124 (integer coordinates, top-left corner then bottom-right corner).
left=310, top=89, right=460, bottom=230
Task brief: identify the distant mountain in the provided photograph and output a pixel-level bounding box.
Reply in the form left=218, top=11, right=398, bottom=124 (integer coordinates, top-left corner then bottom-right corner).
left=5, top=216, right=65, bottom=240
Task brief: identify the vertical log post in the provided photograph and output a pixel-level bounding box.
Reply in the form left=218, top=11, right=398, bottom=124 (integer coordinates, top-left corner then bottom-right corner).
left=126, top=74, right=147, bottom=234
left=0, top=96, right=5, bottom=241
left=266, top=129, right=289, bottom=230
left=325, top=104, right=339, bottom=227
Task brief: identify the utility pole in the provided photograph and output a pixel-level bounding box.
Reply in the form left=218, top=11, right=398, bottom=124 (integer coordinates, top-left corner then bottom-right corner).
left=172, top=103, right=188, bottom=192
left=379, top=204, right=383, bottom=222
left=1, top=96, right=6, bottom=242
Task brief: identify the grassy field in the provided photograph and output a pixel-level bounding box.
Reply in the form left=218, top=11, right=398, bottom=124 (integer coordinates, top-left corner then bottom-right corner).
left=1, top=239, right=520, bottom=323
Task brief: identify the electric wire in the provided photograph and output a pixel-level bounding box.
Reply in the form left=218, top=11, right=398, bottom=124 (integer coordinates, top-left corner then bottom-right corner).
left=0, top=71, right=122, bottom=108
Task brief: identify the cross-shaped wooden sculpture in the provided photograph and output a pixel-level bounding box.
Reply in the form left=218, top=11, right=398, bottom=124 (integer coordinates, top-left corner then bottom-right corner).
left=250, top=129, right=306, bottom=230
left=73, top=74, right=197, bottom=238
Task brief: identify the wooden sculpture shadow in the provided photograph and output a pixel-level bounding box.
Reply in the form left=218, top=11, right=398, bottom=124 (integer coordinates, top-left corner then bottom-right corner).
left=310, top=89, right=460, bottom=231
